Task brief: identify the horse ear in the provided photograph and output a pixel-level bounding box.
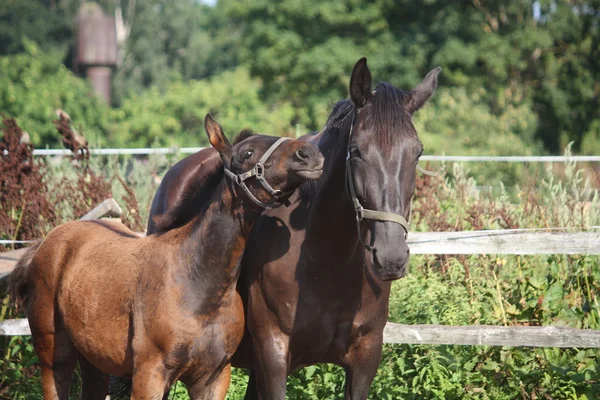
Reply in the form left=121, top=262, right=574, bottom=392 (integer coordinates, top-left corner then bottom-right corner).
left=406, top=67, right=442, bottom=115
left=349, top=57, right=372, bottom=108
left=204, top=114, right=231, bottom=156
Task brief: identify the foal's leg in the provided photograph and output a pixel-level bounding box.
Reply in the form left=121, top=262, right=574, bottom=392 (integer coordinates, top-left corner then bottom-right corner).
left=79, top=356, right=110, bottom=400
left=32, top=327, right=78, bottom=400
left=342, top=333, right=383, bottom=400
left=130, top=360, right=170, bottom=400
left=186, top=364, right=232, bottom=400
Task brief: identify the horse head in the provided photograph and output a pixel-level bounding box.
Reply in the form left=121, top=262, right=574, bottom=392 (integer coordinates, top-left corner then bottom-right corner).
left=205, top=114, right=325, bottom=209
left=345, top=58, right=441, bottom=280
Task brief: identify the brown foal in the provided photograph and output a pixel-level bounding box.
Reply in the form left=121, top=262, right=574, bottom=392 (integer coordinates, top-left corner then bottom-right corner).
left=9, top=114, right=324, bottom=400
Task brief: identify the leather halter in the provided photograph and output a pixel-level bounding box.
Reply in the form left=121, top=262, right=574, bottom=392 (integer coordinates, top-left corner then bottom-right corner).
left=345, top=112, right=410, bottom=252
left=224, top=137, right=293, bottom=209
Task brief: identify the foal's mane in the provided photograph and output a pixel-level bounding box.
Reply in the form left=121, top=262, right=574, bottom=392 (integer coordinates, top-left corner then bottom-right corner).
left=299, top=82, right=414, bottom=202
left=153, top=130, right=256, bottom=232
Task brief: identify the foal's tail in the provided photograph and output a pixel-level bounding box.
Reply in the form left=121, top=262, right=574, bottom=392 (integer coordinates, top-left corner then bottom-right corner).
left=8, top=241, right=41, bottom=312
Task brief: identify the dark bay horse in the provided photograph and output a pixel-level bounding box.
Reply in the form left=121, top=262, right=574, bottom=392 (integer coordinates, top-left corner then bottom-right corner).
left=8, top=115, right=324, bottom=400
left=147, top=58, right=441, bottom=399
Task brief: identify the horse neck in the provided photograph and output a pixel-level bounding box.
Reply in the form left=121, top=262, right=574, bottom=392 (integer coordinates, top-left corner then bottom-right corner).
left=177, top=178, right=260, bottom=311
left=310, top=113, right=363, bottom=262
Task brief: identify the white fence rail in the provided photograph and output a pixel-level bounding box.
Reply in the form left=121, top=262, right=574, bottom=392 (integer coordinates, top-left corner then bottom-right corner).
left=2, top=319, right=599, bottom=348
left=407, top=230, right=600, bottom=255
left=27, top=148, right=600, bottom=162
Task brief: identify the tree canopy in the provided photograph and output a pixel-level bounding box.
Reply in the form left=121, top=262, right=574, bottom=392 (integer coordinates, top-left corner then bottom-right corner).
left=0, top=0, right=598, bottom=155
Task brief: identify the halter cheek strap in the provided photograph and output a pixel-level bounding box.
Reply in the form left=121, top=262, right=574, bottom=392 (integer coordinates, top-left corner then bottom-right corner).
left=345, top=113, right=410, bottom=252
left=224, top=137, right=293, bottom=209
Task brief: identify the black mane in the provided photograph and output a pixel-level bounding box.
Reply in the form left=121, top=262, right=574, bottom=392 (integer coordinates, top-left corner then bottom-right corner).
left=298, top=83, right=413, bottom=202
left=371, top=82, right=415, bottom=144
left=233, top=129, right=255, bottom=145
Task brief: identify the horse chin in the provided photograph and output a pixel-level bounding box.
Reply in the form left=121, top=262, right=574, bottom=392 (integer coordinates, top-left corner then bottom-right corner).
left=375, top=268, right=407, bottom=281
left=295, top=168, right=323, bottom=180
left=370, top=253, right=408, bottom=281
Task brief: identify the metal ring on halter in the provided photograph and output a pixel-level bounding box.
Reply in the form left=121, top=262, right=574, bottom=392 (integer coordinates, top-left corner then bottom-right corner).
left=224, top=137, right=294, bottom=209
left=344, top=111, right=410, bottom=252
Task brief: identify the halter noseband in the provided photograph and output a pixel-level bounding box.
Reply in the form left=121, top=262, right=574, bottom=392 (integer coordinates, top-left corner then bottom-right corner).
left=345, top=112, right=410, bottom=252
left=224, top=137, right=293, bottom=209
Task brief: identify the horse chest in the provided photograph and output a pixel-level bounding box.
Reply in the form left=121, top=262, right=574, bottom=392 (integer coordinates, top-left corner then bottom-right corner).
left=177, top=296, right=245, bottom=370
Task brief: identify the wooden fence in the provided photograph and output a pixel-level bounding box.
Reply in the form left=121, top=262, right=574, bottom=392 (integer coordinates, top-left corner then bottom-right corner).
left=1, top=199, right=599, bottom=348
left=2, top=319, right=600, bottom=348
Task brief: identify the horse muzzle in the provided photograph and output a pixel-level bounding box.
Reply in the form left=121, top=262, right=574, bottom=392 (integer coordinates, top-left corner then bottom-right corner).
left=291, top=144, right=324, bottom=180
left=369, top=233, right=410, bottom=281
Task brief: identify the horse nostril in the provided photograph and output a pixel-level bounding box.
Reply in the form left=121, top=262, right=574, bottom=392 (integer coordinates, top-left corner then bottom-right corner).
left=295, top=148, right=310, bottom=163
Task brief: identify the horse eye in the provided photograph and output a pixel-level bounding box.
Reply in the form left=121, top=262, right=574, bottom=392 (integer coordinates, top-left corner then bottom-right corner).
left=243, top=150, right=254, bottom=160
left=349, top=147, right=362, bottom=159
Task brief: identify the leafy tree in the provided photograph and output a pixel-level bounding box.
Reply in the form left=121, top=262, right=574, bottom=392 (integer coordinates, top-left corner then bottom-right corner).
left=0, top=0, right=71, bottom=55
left=221, top=0, right=399, bottom=128
left=0, top=42, right=111, bottom=147
left=222, top=0, right=599, bottom=153
left=110, top=67, right=297, bottom=147
left=112, top=0, right=241, bottom=102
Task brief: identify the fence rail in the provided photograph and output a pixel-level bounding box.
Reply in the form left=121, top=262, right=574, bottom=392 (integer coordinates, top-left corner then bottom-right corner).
left=407, top=230, right=600, bottom=255
left=26, top=148, right=600, bottom=162
left=1, top=319, right=599, bottom=348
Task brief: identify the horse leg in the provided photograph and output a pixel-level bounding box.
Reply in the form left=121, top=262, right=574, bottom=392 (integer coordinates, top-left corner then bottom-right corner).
left=185, top=363, right=232, bottom=400
left=79, top=356, right=109, bottom=400
left=32, top=328, right=78, bottom=400
left=342, top=334, right=383, bottom=400
left=243, top=371, right=259, bottom=400
left=130, top=360, right=170, bottom=400
left=252, top=335, right=289, bottom=400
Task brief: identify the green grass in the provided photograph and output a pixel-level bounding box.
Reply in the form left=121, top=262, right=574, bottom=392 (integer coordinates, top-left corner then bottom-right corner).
left=1, top=150, right=599, bottom=399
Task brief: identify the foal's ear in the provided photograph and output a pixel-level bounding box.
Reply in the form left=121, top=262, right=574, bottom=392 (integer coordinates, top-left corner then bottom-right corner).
left=204, top=114, right=232, bottom=156
left=405, top=67, right=442, bottom=115
left=349, top=57, right=372, bottom=108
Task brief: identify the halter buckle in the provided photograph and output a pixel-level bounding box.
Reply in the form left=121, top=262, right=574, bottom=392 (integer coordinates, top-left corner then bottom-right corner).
left=355, top=205, right=364, bottom=221
left=254, top=163, right=264, bottom=178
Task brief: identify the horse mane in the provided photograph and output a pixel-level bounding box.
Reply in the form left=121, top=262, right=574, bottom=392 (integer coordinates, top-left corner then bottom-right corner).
left=153, top=129, right=257, bottom=232
left=233, top=129, right=255, bottom=144
left=370, top=82, right=416, bottom=144
left=298, top=83, right=414, bottom=202
left=297, top=99, right=353, bottom=202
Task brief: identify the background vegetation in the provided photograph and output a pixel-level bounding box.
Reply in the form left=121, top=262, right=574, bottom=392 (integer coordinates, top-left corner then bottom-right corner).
left=1, top=0, right=599, bottom=155
left=1, top=0, right=600, bottom=398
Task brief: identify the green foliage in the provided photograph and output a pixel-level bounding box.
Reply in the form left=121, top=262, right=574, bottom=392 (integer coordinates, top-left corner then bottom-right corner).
left=0, top=42, right=111, bottom=147
left=112, top=0, right=241, bottom=102
left=221, top=0, right=397, bottom=128
left=415, top=86, right=542, bottom=185
left=111, top=67, right=297, bottom=147
left=221, top=0, right=600, bottom=152
left=1, top=0, right=598, bottom=153
left=0, top=0, right=71, bottom=55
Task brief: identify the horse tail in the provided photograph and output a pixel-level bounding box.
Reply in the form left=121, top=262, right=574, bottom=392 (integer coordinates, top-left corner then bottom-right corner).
left=8, top=241, right=41, bottom=312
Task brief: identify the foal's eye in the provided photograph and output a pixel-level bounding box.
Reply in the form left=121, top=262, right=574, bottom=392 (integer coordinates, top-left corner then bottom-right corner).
left=243, top=150, right=254, bottom=160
